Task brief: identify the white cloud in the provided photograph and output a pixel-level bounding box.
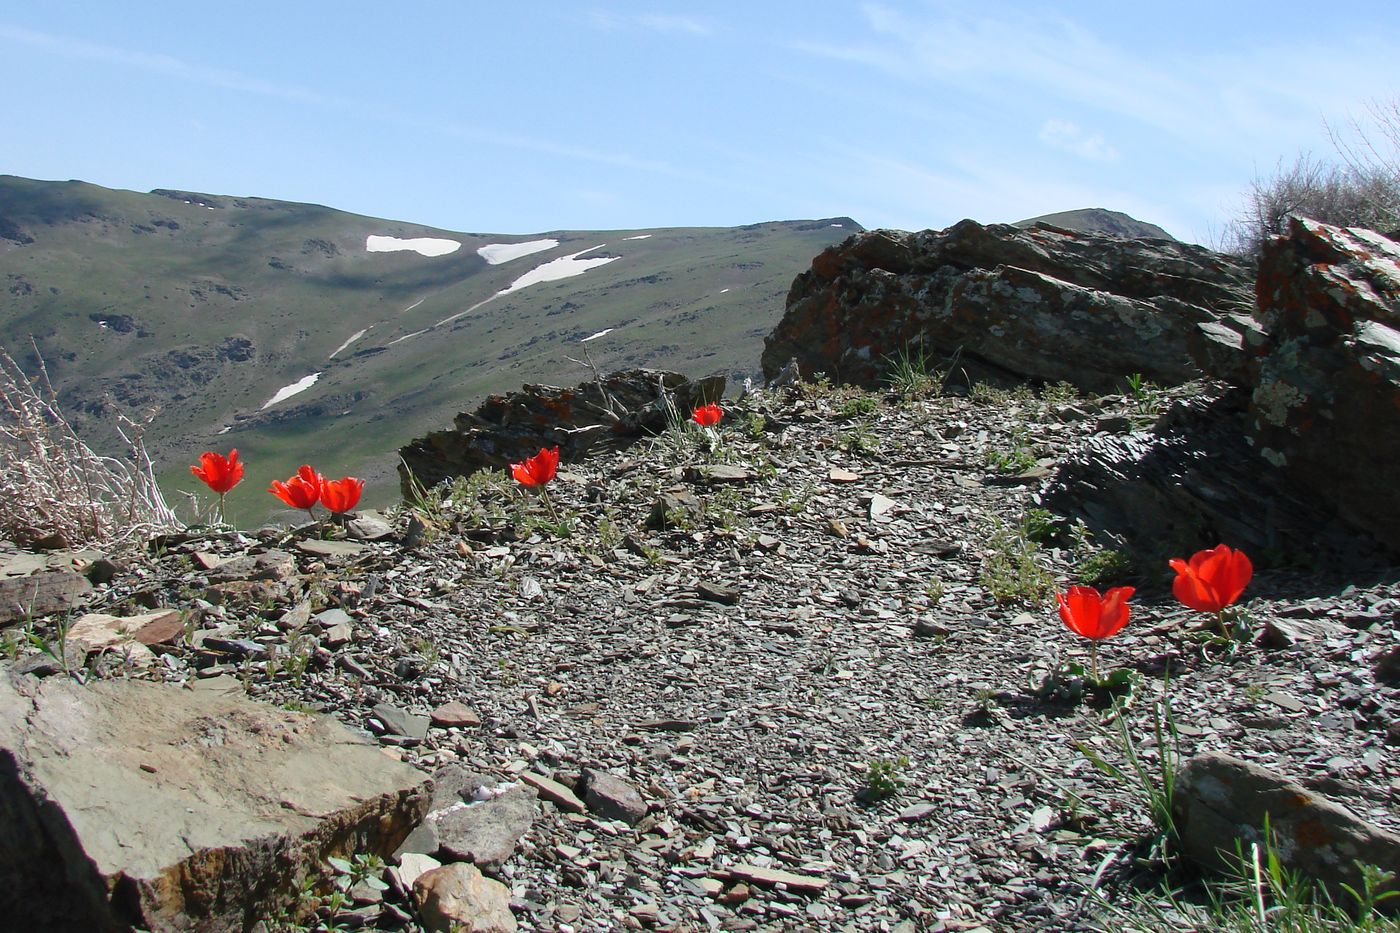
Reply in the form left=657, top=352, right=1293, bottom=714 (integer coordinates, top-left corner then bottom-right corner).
left=1038, top=119, right=1120, bottom=162
left=587, top=11, right=715, bottom=37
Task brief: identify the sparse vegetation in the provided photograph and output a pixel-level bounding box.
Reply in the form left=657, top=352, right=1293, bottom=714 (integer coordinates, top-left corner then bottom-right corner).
left=980, top=519, right=1055, bottom=605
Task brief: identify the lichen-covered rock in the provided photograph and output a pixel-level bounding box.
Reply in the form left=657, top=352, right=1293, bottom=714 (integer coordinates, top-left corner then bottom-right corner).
left=1239, top=218, right=1400, bottom=547
left=761, top=220, right=1252, bottom=393
left=398, top=369, right=724, bottom=495
left=1173, top=752, right=1400, bottom=906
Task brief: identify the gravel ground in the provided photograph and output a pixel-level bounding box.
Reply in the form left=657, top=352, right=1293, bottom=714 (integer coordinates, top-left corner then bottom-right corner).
left=26, top=379, right=1400, bottom=932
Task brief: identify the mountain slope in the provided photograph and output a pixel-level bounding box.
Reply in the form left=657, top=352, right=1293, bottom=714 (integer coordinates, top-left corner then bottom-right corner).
left=1013, top=207, right=1174, bottom=240
left=0, top=175, right=857, bottom=515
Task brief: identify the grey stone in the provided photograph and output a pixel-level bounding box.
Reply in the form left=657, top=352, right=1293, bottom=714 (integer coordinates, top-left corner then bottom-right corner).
left=432, top=783, right=538, bottom=868
left=372, top=703, right=430, bottom=741
left=1173, top=752, right=1400, bottom=903
left=579, top=768, right=648, bottom=825
left=0, top=672, right=431, bottom=932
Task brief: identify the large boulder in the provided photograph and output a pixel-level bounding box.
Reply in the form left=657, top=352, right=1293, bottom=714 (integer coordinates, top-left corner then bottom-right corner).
left=761, top=220, right=1252, bottom=393
left=1173, top=752, right=1400, bottom=906
left=1195, top=217, right=1400, bottom=547
left=0, top=672, right=432, bottom=932
left=398, top=369, right=724, bottom=495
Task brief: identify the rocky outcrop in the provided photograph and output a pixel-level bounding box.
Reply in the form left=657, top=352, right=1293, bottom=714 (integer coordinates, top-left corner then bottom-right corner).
left=0, top=672, right=431, bottom=932
left=761, top=220, right=1252, bottom=393
left=398, top=369, right=724, bottom=495
left=1174, top=752, right=1400, bottom=905
left=1194, top=217, right=1400, bottom=548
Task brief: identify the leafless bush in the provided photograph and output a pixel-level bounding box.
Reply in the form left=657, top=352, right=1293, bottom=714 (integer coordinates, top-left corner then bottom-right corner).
left=1225, top=97, right=1400, bottom=257
left=0, top=343, right=179, bottom=548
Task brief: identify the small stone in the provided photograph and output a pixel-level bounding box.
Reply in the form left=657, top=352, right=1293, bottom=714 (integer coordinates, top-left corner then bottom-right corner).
left=519, top=771, right=587, bottom=814
left=696, top=582, right=740, bottom=605
left=394, top=852, right=442, bottom=892
left=430, top=701, right=482, bottom=729
left=683, top=464, right=755, bottom=485
left=897, top=803, right=938, bottom=822
left=828, top=468, right=862, bottom=483
left=579, top=768, right=648, bottom=825
left=413, top=863, right=517, bottom=933
left=371, top=703, right=430, bottom=741
left=727, top=864, right=829, bottom=894
left=346, top=513, right=395, bottom=541
left=866, top=493, right=897, bottom=518
left=296, top=539, right=367, bottom=558
left=322, top=622, right=353, bottom=647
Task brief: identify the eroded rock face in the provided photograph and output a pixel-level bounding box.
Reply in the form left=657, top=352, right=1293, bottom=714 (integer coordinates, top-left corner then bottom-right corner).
left=398, top=369, right=724, bottom=495
left=0, top=672, right=431, bottom=932
left=761, top=221, right=1252, bottom=393
left=1222, top=218, right=1400, bottom=547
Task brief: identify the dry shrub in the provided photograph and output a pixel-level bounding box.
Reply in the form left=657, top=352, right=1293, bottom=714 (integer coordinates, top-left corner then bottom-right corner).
left=0, top=343, right=179, bottom=548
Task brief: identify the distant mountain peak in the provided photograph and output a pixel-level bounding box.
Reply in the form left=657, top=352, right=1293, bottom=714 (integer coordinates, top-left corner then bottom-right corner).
left=1012, top=208, right=1174, bottom=241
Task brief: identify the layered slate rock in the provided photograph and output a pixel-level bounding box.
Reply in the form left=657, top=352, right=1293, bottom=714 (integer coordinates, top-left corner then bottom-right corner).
left=761, top=220, right=1252, bottom=393
left=0, top=672, right=431, bottom=932
left=1174, top=752, right=1400, bottom=904
left=398, top=369, right=725, bottom=495
left=1195, top=217, right=1400, bottom=548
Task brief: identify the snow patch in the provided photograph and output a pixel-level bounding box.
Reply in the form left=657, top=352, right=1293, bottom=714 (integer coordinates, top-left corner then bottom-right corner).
left=623, top=234, right=652, bottom=240
left=500, top=245, right=618, bottom=294
left=329, top=328, right=370, bottom=359
left=720, top=288, right=730, bottom=294
left=477, top=239, right=559, bottom=264
left=830, top=223, right=843, bottom=227
left=261, top=373, right=321, bottom=409
left=582, top=328, right=614, bottom=342
left=366, top=235, right=461, bottom=257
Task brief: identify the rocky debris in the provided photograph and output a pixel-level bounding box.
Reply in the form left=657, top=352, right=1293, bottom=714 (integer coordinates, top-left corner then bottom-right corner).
left=0, top=672, right=430, bottom=932
left=413, top=863, right=517, bottom=933
left=398, top=369, right=725, bottom=494
left=430, top=700, right=482, bottom=728
left=398, top=767, right=538, bottom=870
left=1173, top=752, right=1400, bottom=903
left=1194, top=217, right=1400, bottom=550
left=3, top=374, right=1398, bottom=931
left=761, top=220, right=1253, bottom=392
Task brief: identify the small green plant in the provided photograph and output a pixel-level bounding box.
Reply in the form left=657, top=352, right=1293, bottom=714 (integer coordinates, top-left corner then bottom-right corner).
left=883, top=340, right=937, bottom=398
left=1039, top=380, right=1080, bottom=406
left=1031, top=659, right=1142, bottom=705
left=837, top=396, right=878, bottom=418
left=980, top=521, right=1055, bottom=605
left=744, top=412, right=767, bottom=438
left=1077, top=677, right=1182, bottom=857
left=863, top=756, right=909, bottom=801
left=837, top=423, right=879, bottom=456
left=1076, top=548, right=1135, bottom=587
left=595, top=508, right=623, bottom=551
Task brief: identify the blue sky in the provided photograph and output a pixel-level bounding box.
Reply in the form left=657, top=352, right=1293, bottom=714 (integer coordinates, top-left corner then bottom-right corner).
left=5, top=1, right=1399, bottom=244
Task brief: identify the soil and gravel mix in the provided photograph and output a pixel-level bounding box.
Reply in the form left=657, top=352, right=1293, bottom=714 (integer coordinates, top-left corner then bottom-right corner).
left=10, top=379, right=1399, bottom=932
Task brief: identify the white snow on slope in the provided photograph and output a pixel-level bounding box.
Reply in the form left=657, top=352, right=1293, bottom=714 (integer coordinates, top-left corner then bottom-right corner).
left=261, top=373, right=321, bottom=409
left=366, top=235, right=461, bottom=257
left=329, top=328, right=370, bottom=359
left=623, top=234, right=652, bottom=240
left=501, top=245, right=618, bottom=294
left=582, top=328, right=614, bottom=342
left=477, top=239, right=559, bottom=264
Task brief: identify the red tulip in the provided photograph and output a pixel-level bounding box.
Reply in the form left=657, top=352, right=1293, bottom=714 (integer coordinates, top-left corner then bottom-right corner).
left=191, top=449, right=244, bottom=495
left=511, top=447, right=559, bottom=487
left=1169, top=544, right=1253, bottom=614
left=320, top=476, right=365, bottom=515
left=692, top=403, right=723, bottom=427
left=1057, top=585, right=1135, bottom=641
left=269, top=464, right=322, bottom=511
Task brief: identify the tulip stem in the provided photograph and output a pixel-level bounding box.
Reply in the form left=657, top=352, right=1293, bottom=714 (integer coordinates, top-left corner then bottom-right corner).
left=541, top=489, right=562, bottom=524
left=1088, top=642, right=1100, bottom=683
left=1217, top=610, right=1230, bottom=641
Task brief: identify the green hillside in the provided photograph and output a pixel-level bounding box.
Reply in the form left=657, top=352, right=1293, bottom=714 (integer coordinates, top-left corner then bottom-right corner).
left=0, top=176, right=858, bottom=519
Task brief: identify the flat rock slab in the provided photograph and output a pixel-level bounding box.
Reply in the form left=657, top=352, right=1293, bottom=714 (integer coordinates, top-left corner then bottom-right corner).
left=0, top=568, right=93, bottom=624
left=0, top=671, right=431, bottom=932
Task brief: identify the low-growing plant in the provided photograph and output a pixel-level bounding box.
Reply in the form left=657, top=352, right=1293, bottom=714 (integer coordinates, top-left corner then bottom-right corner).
left=883, top=340, right=938, bottom=398
left=980, top=521, right=1055, bottom=605
left=1077, top=548, right=1135, bottom=587
left=863, top=756, right=909, bottom=801
left=837, top=395, right=879, bottom=418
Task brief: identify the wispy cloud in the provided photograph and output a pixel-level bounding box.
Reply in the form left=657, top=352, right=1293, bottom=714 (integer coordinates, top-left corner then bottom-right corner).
left=1038, top=119, right=1120, bottom=162
left=0, top=23, right=338, bottom=105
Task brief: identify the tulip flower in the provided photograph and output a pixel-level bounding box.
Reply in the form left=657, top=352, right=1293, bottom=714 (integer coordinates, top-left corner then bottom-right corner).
left=1169, top=544, right=1253, bottom=638
left=270, top=464, right=323, bottom=523
left=510, top=447, right=559, bottom=488
left=190, top=449, right=244, bottom=523
left=692, top=403, right=723, bottom=427
left=320, top=476, right=365, bottom=515
left=1057, top=585, right=1134, bottom=680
